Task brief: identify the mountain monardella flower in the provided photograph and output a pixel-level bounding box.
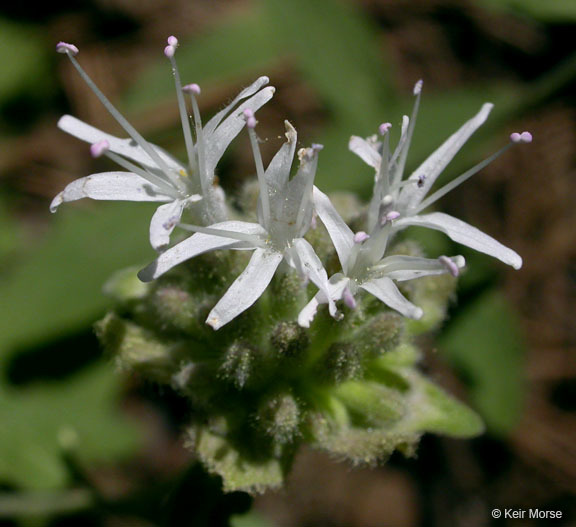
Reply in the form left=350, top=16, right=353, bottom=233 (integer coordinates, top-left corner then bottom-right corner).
left=348, top=80, right=530, bottom=270
left=51, top=38, right=275, bottom=250
left=139, top=114, right=331, bottom=329
left=298, top=186, right=466, bottom=327
left=50, top=40, right=533, bottom=493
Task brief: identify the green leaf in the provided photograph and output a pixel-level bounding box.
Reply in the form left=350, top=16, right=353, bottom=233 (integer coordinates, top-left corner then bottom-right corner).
left=0, top=203, right=156, bottom=359
left=439, top=290, right=526, bottom=435
left=0, top=362, right=138, bottom=489
left=407, top=374, right=484, bottom=438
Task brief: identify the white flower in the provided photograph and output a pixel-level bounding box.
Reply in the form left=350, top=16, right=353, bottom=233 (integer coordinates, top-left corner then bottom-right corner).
left=298, top=187, right=466, bottom=327
left=51, top=38, right=275, bottom=250
left=139, top=119, right=330, bottom=330
left=349, top=80, right=530, bottom=270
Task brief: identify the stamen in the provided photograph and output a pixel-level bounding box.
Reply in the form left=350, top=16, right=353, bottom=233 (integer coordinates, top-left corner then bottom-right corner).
left=354, top=231, right=370, bottom=244
left=414, top=142, right=513, bottom=214
left=183, top=83, right=201, bottom=95
left=439, top=255, right=460, bottom=277
left=56, top=42, right=79, bottom=56
left=379, top=122, right=392, bottom=135
left=178, top=223, right=264, bottom=246
left=413, top=79, right=423, bottom=95
left=342, top=287, right=357, bottom=309
left=165, top=40, right=197, bottom=187
left=90, top=140, right=109, bottom=158
left=380, top=210, right=400, bottom=226
left=105, top=151, right=178, bottom=196
left=244, top=111, right=270, bottom=229
left=510, top=131, right=533, bottom=144
left=394, top=81, right=423, bottom=186
left=243, top=109, right=257, bottom=129
left=381, top=194, right=393, bottom=206
left=184, top=83, right=209, bottom=192
left=59, top=47, right=181, bottom=191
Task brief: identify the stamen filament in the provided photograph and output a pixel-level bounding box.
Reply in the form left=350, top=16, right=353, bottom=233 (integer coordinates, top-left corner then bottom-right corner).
left=394, top=81, right=422, bottom=185
left=246, top=121, right=271, bottom=230
left=167, top=55, right=197, bottom=181
left=105, top=151, right=178, bottom=197
left=65, top=52, right=183, bottom=191
left=414, top=143, right=512, bottom=214
left=178, top=223, right=264, bottom=246
left=187, top=90, right=209, bottom=193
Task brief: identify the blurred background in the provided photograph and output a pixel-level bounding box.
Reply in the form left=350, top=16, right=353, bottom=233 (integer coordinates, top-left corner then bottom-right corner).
left=0, top=0, right=574, bottom=525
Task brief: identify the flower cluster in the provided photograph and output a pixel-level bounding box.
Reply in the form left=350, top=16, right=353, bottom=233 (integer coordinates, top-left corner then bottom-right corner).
left=52, top=37, right=530, bottom=493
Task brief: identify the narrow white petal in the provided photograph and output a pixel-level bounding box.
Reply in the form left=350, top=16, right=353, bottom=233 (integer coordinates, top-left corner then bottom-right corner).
left=298, top=296, right=320, bottom=328
left=360, top=277, right=423, bottom=319
left=398, top=103, right=493, bottom=212
left=297, top=273, right=349, bottom=327
left=287, top=238, right=329, bottom=291
left=50, top=172, right=171, bottom=212
left=204, top=86, right=275, bottom=176
left=206, top=249, right=283, bottom=329
left=58, top=115, right=184, bottom=172
left=138, top=220, right=265, bottom=282
left=203, top=77, right=270, bottom=137
left=149, top=196, right=199, bottom=251
left=265, top=121, right=297, bottom=196
left=394, top=212, right=522, bottom=269
left=349, top=136, right=381, bottom=169
left=374, top=254, right=465, bottom=281
left=312, top=186, right=354, bottom=270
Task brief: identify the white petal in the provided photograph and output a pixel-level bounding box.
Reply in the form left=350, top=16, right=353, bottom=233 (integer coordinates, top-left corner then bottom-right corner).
left=349, top=136, right=381, bottom=169
left=398, top=103, right=493, bottom=212
left=374, top=254, right=465, bottom=281
left=58, top=115, right=184, bottom=172
left=298, top=296, right=320, bottom=328
left=265, top=121, right=297, bottom=196
left=287, top=238, right=329, bottom=291
left=204, top=86, right=275, bottom=175
left=203, top=77, right=270, bottom=137
left=149, top=194, right=201, bottom=251
left=394, top=212, right=522, bottom=269
left=138, top=221, right=266, bottom=281
left=50, top=171, right=171, bottom=212
left=206, top=248, right=283, bottom=329
left=298, top=273, right=349, bottom=327
left=312, top=186, right=354, bottom=270
left=360, top=277, right=423, bottom=319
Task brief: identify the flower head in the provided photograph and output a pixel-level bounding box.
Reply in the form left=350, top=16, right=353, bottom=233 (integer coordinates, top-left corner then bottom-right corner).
left=349, top=80, right=528, bottom=269
left=298, top=187, right=466, bottom=327
left=51, top=38, right=274, bottom=250
left=139, top=119, right=330, bottom=329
